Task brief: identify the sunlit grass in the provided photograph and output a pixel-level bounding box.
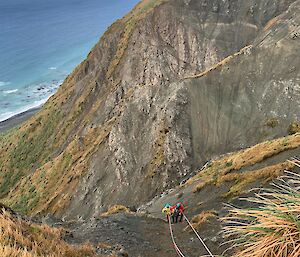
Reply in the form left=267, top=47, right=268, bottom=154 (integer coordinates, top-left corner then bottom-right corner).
left=0, top=208, right=110, bottom=257
left=222, top=160, right=300, bottom=257
left=101, top=205, right=131, bottom=217
left=184, top=210, right=217, bottom=232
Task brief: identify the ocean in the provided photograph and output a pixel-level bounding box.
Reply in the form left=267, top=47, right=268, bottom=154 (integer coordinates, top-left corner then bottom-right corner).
left=0, top=0, right=139, bottom=122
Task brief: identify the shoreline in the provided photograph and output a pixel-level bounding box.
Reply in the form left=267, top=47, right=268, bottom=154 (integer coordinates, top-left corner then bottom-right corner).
left=0, top=107, right=40, bottom=133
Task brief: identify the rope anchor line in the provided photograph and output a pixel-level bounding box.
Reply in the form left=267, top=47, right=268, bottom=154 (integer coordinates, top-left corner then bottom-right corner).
left=167, top=213, right=214, bottom=257
left=167, top=215, right=186, bottom=257
left=184, top=214, right=214, bottom=257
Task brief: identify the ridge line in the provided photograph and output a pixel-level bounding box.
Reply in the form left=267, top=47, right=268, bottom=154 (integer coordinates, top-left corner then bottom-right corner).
left=182, top=45, right=253, bottom=81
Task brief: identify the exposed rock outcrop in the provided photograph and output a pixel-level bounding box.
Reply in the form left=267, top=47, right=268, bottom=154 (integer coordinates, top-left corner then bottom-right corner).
left=0, top=0, right=299, bottom=219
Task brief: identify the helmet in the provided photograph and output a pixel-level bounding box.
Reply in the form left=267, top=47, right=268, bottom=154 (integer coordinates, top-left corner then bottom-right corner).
left=176, top=203, right=181, bottom=208
left=164, top=203, right=171, bottom=208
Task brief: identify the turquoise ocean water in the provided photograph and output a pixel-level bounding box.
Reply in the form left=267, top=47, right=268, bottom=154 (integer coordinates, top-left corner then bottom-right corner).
left=0, top=0, right=139, bottom=122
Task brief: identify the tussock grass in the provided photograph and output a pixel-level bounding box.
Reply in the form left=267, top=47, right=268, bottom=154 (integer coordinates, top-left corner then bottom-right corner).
left=101, top=205, right=131, bottom=217
left=222, top=161, right=300, bottom=257
left=193, top=180, right=211, bottom=193
left=265, top=117, right=279, bottom=128
left=187, top=133, right=300, bottom=196
left=288, top=121, right=300, bottom=135
left=184, top=211, right=217, bottom=232
left=0, top=208, right=109, bottom=257
left=218, top=161, right=295, bottom=198
left=96, top=242, right=112, bottom=250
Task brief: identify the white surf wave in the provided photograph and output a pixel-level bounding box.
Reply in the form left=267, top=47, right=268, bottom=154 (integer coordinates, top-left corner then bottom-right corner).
left=0, top=98, right=49, bottom=123
left=0, top=81, right=11, bottom=87
left=3, top=89, right=18, bottom=94
left=0, top=80, right=63, bottom=123
left=49, top=67, right=57, bottom=70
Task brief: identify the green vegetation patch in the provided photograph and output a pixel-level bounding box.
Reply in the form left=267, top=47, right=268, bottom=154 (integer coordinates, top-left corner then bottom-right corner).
left=8, top=110, right=62, bottom=172
left=11, top=184, right=40, bottom=214
left=288, top=121, right=300, bottom=135
left=265, top=117, right=279, bottom=128
left=146, top=126, right=169, bottom=178
left=0, top=171, right=24, bottom=197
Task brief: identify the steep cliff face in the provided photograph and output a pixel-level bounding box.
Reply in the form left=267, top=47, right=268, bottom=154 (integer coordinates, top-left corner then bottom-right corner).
left=0, top=0, right=299, bottom=219
left=181, top=1, right=300, bottom=165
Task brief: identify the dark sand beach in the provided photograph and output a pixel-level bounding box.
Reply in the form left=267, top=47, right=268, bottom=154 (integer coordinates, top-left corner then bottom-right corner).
left=0, top=107, right=39, bottom=133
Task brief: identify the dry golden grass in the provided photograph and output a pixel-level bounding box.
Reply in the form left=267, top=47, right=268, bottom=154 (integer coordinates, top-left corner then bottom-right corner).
left=186, top=133, right=300, bottom=196
left=184, top=211, right=217, bottom=232
left=193, top=180, right=211, bottom=193
left=0, top=208, right=109, bottom=257
left=218, top=161, right=296, bottom=198
left=263, top=16, right=281, bottom=32
left=183, top=45, right=252, bottom=80
left=101, top=205, right=131, bottom=217
left=96, top=242, right=112, bottom=250
left=3, top=115, right=117, bottom=216
left=222, top=161, right=300, bottom=257
left=0, top=245, right=40, bottom=257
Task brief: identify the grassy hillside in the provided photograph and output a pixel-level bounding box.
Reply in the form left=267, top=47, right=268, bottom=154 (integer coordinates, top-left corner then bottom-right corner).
left=0, top=0, right=299, bottom=219
left=0, top=0, right=169, bottom=216
left=144, top=133, right=300, bottom=255
left=0, top=205, right=111, bottom=257
left=186, top=133, right=300, bottom=198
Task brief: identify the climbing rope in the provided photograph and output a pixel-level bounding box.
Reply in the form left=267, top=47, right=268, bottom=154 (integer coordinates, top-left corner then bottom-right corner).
left=167, top=215, right=186, bottom=257
left=183, top=214, right=214, bottom=257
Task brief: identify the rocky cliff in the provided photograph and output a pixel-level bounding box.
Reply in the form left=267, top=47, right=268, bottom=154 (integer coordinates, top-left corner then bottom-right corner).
left=0, top=0, right=299, bottom=220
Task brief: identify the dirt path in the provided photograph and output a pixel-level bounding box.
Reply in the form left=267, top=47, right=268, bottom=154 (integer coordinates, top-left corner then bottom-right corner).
left=62, top=213, right=212, bottom=257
